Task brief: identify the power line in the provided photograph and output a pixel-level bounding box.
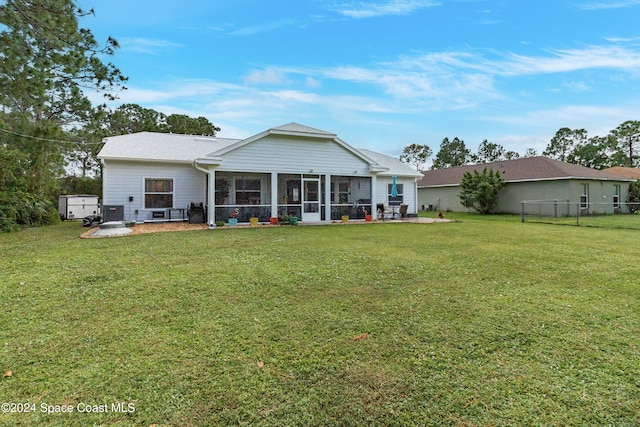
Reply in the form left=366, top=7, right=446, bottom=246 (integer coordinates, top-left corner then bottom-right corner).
left=0, top=127, right=104, bottom=145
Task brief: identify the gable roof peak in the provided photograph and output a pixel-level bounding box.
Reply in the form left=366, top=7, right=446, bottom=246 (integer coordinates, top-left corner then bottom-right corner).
left=271, top=122, right=336, bottom=137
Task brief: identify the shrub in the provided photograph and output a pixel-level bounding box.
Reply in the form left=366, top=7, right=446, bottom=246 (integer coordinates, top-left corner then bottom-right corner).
left=628, top=181, right=640, bottom=213
left=0, top=191, right=60, bottom=232
left=458, top=167, right=505, bottom=214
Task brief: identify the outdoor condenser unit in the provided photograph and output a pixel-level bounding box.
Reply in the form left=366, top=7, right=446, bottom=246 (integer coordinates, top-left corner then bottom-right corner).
left=102, top=205, right=124, bottom=222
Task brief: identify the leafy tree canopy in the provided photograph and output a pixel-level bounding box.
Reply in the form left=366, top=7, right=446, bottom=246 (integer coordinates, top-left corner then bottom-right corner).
left=432, top=137, right=471, bottom=169
left=611, top=120, right=640, bottom=167
left=400, top=143, right=432, bottom=171
left=0, top=0, right=126, bottom=231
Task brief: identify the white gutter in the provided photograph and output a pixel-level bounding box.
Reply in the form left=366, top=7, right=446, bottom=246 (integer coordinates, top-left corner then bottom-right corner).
left=192, top=160, right=209, bottom=174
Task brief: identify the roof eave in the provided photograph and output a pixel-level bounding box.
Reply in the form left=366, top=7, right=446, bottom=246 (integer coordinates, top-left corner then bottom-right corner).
left=269, top=128, right=337, bottom=139
left=194, top=157, right=223, bottom=166
left=98, top=156, right=194, bottom=164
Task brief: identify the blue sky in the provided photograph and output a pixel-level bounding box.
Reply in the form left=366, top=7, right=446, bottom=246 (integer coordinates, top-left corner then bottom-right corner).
left=81, top=0, right=640, bottom=161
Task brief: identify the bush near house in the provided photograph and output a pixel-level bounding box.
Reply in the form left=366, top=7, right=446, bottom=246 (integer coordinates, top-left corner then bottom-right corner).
left=628, top=180, right=640, bottom=213
left=458, top=167, right=505, bottom=213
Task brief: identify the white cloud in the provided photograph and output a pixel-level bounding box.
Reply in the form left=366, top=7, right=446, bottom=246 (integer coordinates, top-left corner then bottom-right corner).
left=243, top=68, right=292, bottom=85
left=499, top=45, right=640, bottom=75
left=229, top=20, right=296, bottom=36
left=120, top=38, right=183, bottom=54
left=579, top=0, right=640, bottom=10
left=334, top=0, right=441, bottom=18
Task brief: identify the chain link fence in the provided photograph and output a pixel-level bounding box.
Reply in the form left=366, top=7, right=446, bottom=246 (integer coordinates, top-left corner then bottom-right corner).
left=521, top=200, right=640, bottom=230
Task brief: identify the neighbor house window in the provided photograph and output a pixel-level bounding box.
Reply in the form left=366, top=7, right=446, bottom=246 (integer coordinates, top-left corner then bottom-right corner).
left=145, top=178, right=173, bottom=209
left=388, top=183, right=404, bottom=206
left=613, top=184, right=621, bottom=209
left=580, top=183, right=589, bottom=209
left=236, top=178, right=261, bottom=204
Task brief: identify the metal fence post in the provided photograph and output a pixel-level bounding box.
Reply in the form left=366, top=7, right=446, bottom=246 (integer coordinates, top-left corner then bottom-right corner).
left=521, top=201, right=525, bottom=222
left=576, top=203, right=580, bottom=226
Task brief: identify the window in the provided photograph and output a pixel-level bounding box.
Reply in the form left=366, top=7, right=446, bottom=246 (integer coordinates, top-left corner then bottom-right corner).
left=388, top=183, right=404, bottom=206
left=236, top=178, right=261, bottom=204
left=613, top=184, right=621, bottom=209
left=145, top=178, right=173, bottom=209
left=580, top=183, right=589, bottom=209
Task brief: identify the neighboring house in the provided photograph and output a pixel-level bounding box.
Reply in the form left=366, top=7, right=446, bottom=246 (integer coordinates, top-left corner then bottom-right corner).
left=418, top=156, right=634, bottom=215
left=98, top=123, right=422, bottom=224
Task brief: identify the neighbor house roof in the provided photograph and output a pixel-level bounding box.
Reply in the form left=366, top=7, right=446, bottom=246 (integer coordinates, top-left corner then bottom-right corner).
left=418, top=156, right=634, bottom=187
left=98, top=132, right=240, bottom=163
left=603, top=166, right=640, bottom=179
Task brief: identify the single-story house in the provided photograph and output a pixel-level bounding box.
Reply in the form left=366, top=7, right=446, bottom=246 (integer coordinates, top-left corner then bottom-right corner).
left=418, top=156, right=635, bottom=215
left=98, top=123, right=423, bottom=225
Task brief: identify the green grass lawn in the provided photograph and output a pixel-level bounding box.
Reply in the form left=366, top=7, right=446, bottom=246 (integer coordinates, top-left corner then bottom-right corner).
left=1, top=219, right=638, bottom=426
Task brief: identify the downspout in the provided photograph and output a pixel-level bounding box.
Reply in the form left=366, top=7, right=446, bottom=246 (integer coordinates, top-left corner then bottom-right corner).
left=193, top=160, right=214, bottom=226
left=192, top=160, right=209, bottom=174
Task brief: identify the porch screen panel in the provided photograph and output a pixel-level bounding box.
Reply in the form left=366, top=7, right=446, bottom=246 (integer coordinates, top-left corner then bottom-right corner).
left=236, top=179, right=261, bottom=204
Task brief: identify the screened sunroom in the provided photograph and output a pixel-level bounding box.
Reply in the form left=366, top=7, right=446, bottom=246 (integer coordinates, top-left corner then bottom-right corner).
left=213, top=172, right=373, bottom=223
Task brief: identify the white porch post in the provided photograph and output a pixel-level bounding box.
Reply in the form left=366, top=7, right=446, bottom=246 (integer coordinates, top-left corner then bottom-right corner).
left=371, top=174, right=377, bottom=215
left=208, top=169, right=216, bottom=226
left=324, top=173, right=332, bottom=222
left=271, top=172, right=278, bottom=220
left=414, top=177, right=419, bottom=214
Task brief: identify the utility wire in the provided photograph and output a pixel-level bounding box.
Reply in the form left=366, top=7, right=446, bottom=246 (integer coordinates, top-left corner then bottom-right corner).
left=0, top=127, right=104, bottom=145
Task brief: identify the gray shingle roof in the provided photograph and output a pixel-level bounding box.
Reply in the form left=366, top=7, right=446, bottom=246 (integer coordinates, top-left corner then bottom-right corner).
left=418, top=156, right=634, bottom=187
left=98, top=132, right=240, bottom=162
left=603, top=166, right=640, bottom=179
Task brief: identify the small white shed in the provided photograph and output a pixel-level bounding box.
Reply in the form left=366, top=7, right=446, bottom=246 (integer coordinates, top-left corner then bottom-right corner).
left=58, top=195, right=100, bottom=220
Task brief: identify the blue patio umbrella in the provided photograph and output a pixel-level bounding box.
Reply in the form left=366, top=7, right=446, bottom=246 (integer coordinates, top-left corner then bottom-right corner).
left=391, top=174, right=398, bottom=198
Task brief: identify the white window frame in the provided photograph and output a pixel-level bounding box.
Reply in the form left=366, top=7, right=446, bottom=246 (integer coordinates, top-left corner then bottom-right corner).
left=613, top=184, right=621, bottom=209
left=580, top=183, right=589, bottom=209
left=144, top=177, right=174, bottom=209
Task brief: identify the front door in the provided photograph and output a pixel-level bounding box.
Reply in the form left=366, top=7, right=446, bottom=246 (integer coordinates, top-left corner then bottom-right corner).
left=302, top=178, right=321, bottom=222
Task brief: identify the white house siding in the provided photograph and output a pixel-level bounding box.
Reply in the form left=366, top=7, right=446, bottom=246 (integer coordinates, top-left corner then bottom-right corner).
left=375, top=176, right=417, bottom=213
left=218, top=135, right=372, bottom=175
left=102, top=160, right=206, bottom=222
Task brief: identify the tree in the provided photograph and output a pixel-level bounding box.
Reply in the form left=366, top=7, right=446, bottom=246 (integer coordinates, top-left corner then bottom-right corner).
left=0, top=0, right=126, bottom=122
left=568, top=135, right=618, bottom=170
left=543, top=128, right=587, bottom=162
left=105, top=104, right=220, bottom=136
left=458, top=168, right=505, bottom=214
left=524, top=148, right=538, bottom=158
left=0, top=0, right=126, bottom=230
left=475, top=139, right=506, bottom=163
left=432, top=137, right=471, bottom=169
left=504, top=151, right=520, bottom=160
left=628, top=180, right=640, bottom=214
left=400, top=143, right=432, bottom=171
left=166, top=114, right=220, bottom=136
left=107, top=104, right=167, bottom=135
left=610, top=120, right=640, bottom=167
